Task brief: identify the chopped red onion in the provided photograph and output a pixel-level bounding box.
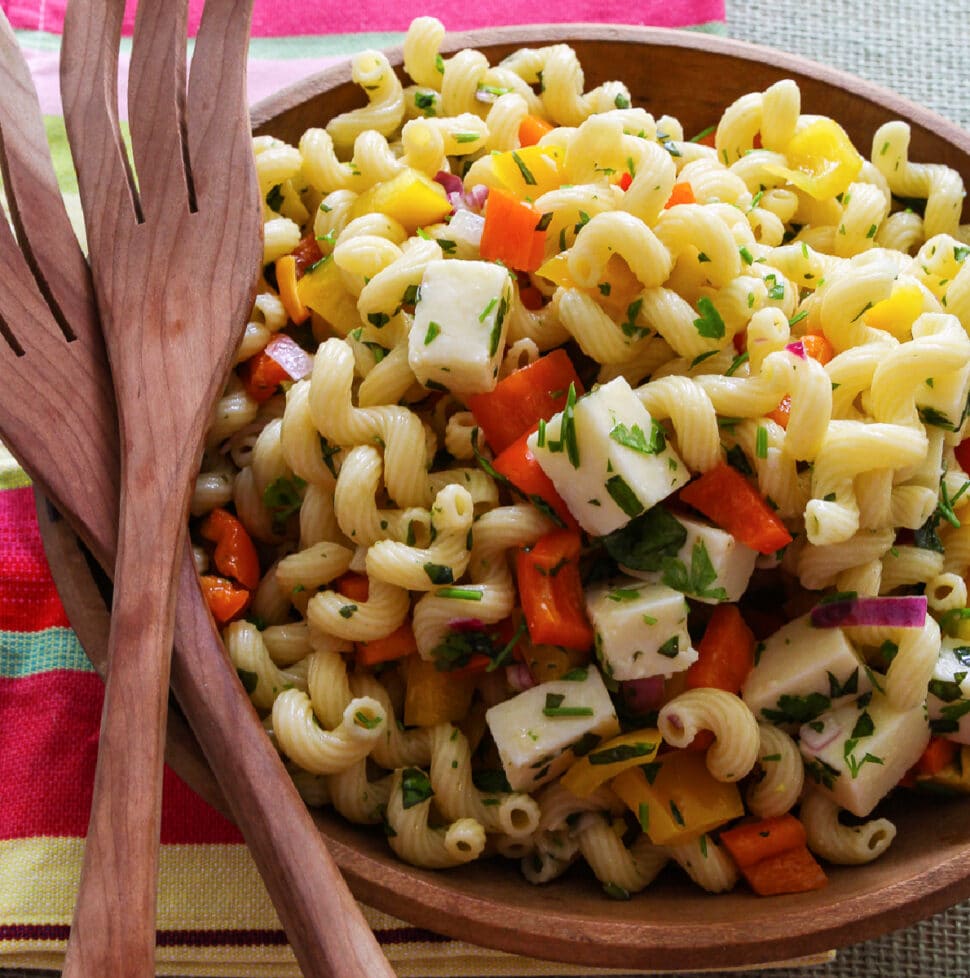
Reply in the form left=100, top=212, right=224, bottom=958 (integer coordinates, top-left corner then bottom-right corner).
left=620, top=676, right=666, bottom=714
left=810, top=595, right=927, bottom=629
left=433, top=169, right=464, bottom=196
left=785, top=340, right=806, bottom=359
left=799, top=717, right=841, bottom=752
left=507, top=662, right=537, bottom=691
left=264, top=333, right=313, bottom=380
left=448, top=617, right=486, bottom=632
left=465, top=184, right=489, bottom=210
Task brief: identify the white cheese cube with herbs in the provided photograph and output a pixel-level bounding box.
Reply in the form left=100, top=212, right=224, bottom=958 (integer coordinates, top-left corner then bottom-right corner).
left=586, top=579, right=696, bottom=681
left=408, top=259, right=512, bottom=394
left=485, top=667, right=620, bottom=791
left=799, top=694, right=930, bottom=817
left=927, top=638, right=970, bottom=744
left=741, top=612, right=871, bottom=727
left=527, top=377, right=689, bottom=536
left=623, top=515, right=758, bottom=604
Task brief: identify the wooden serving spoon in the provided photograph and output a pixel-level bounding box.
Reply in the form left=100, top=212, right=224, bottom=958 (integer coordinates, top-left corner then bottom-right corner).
left=33, top=1, right=397, bottom=976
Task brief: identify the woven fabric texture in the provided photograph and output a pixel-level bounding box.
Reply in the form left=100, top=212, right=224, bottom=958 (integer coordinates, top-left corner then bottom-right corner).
left=727, top=0, right=970, bottom=131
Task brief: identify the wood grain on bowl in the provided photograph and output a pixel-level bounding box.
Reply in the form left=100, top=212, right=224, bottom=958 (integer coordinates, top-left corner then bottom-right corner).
left=43, top=26, right=970, bottom=971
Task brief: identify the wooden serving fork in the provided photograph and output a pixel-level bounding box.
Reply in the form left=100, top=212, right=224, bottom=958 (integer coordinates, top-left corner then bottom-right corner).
left=0, top=5, right=395, bottom=978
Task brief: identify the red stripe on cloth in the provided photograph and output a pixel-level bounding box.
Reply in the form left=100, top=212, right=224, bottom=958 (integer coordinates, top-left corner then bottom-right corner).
left=0, top=669, right=242, bottom=844
left=6, top=0, right=724, bottom=35
left=0, top=488, right=70, bottom=632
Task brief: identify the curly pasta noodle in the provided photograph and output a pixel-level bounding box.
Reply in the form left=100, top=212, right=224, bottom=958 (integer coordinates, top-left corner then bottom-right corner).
left=412, top=504, right=552, bottom=655
left=309, top=338, right=430, bottom=508
left=384, top=768, right=487, bottom=869
left=746, top=724, right=804, bottom=818
left=272, top=688, right=386, bottom=776
left=800, top=788, right=896, bottom=865
left=430, top=724, right=540, bottom=836
left=796, top=528, right=896, bottom=591
left=844, top=617, right=941, bottom=712
left=306, top=575, right=410, bottom=642
left=635, top=375, right=720, bottom=472
left=366, top=484, right=474, bottom=590
left=872, top=121, right=965, bottom=238
left=664, top=834, right=739, bottom=894
left=350, top=671, right=432, bottom=769
left=224, top=620, right=308, bottom=711
left=573, top=815, right=668, bottom=894
left=658, top=689, right=760, bottom=783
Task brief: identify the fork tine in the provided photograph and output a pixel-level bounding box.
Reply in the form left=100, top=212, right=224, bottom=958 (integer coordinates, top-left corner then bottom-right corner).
left=185, top=0, right=256, bottom=210
left=0, top=10, right=99, bottom=343
left=61, top=0, right=140, bottom=237
left=129, top=0, right=193, bottom=219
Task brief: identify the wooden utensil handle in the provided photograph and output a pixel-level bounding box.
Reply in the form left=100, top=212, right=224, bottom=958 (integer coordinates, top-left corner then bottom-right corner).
left=61, top=506, right=184, bottom=978
left=170, top=549, right=398, bottom=978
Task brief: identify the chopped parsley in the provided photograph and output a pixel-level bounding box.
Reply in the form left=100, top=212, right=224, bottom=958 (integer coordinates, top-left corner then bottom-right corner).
left=693, top=296, right=726, bottom=339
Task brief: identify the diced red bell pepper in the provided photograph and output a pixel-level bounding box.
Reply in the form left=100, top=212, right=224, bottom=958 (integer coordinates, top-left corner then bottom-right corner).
left=492, top=430, right=578, bottom=530
left=679, top=463, right=793, bottom=556
left=479, top=186, right=547, bottom=272
left=240, top=350, right=291, bottom=403
left=686, top=604, right=756, bottom=694
left=199, top=508, right=261, bottom=590
left=199, top=574, right=251, bottom=625
left=467, top=348, right=583, bottom=454
left=515, top=529, right=594, bottom=651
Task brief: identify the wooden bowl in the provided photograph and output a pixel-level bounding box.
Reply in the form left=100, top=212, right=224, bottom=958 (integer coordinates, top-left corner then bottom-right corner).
left=42, top=25, right=970, bottom=972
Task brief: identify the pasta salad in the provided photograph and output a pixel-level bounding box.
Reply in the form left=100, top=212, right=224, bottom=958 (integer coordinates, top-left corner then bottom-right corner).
left=191, top=17, right=970, bottom=899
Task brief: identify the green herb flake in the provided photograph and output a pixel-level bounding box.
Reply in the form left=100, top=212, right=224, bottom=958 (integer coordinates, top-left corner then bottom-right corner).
left=606, top=474, right=645, bottom=518
left=401, top=767, right=433, bottom=808
left=756, top=425, right=769, bottom=459
left=609, top=419, right=665, bottom=456
left=423, top=562, right=455, bottom=585
left=263, top=474, right=308, bottom=530
left=424, top=320, right=441, bottom=345
left=725, top=351, right=749, bottom=376
left=339, top=604, right=358, bottom=619
left=693, top=296, right=726, bottom=339
left=589, top=742, right=655, bottom=765
left=354, top=710, right=382, bottom=730
left=511, top=150, right=537, bottom=186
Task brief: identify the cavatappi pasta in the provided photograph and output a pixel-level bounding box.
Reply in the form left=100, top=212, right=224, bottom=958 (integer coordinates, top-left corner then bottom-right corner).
left=191, top=18, right=970, bottom=900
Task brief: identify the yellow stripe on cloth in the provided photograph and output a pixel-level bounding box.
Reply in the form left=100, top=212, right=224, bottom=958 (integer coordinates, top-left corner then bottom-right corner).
left=0, top=836, right=835, bottom=976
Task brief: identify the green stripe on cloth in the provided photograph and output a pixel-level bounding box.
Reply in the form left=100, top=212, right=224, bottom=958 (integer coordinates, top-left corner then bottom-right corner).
left=0, top=627, right=94, bottom=679
left=0, top=446, right=31, bottom=490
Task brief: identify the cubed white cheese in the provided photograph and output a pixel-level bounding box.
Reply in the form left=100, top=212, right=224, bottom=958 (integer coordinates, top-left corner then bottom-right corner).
left=586, top=579, right=696, bottom=681
left=528, top=377, right=689, bottom=536
left=799, top=694, right=930, bottom=817
left=485, top=667, right=620, bottom=791
left=408, top=259, right=513, bottom=394
left=623, top=514, right=758, bottom=604
left=741, top=613, right=872, bottom=727
left=927, top=638, right=970, bottom=744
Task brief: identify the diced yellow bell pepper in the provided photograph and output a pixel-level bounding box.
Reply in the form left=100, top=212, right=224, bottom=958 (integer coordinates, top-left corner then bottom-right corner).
left=295, top=254, right=345, bottom=323
left=350, top=168, right=452, bottom=232
left=916, top=744, right=970, bottom=795
left=521, top=644, right=590, bottom=684
left=275, top=255, right=309, bottom=324
left=864, top=283, right=924, bottom=339
left=403, top=656, right=477, bottom=727
left=535, top=252, right=641, bottom=318
left=611, top=750, right=744, bottom=846
left=491, top=145, right=564, bottom=198
left=764, top=118, right=863, bottom=201
left=560, top=727, right=661, bottom=798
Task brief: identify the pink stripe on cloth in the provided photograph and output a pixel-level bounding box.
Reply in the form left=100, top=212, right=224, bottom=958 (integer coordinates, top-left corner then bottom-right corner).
left=4, top=0, right=723, bottom=35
